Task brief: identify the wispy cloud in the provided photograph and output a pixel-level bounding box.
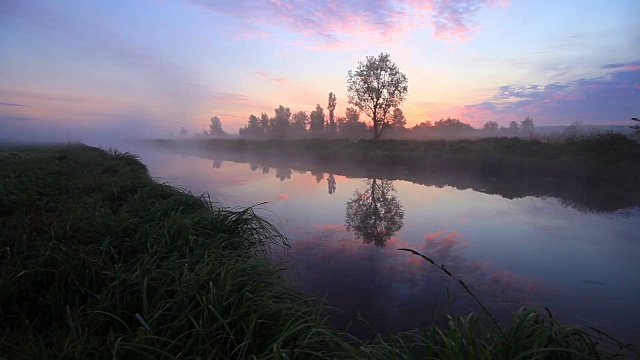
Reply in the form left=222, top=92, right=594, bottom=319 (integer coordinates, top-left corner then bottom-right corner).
left=210, top=92, right=251, bottom=105
left=256, top=71, right=289, bottom=85
left=430, top=0, right=505, bottom=42
left=462, top=61, right=640, bottom=125
left=188, top=0, right=504, bottom=48
left=0, top=101, right=31, bottom=107
left=0, top=89, right=73, bottom=103
left=0, top=116, right=34, bottom=121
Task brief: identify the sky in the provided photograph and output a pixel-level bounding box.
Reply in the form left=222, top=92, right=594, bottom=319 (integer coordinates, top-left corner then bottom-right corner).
left=0, top=0, right=638, bottom=141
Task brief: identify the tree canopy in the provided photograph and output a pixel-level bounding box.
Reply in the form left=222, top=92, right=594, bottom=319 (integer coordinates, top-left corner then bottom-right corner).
left=309, top=104, right=325, bottom=136
left=392, top=108, right=406, bottom=128
left=346, top=52, right=408, bottom=140
left=209, top=116, right=227, bottom=137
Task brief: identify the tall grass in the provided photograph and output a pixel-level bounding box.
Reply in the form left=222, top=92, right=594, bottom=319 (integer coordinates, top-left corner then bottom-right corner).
left=1, top=144, right=635, bottom=359
left=0, top=144, right=353, bottom=359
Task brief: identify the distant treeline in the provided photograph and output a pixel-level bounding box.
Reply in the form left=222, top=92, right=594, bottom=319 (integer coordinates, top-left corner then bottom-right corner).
left=226, top=105, right=542, bottom=140
left=192, top=104, right=630, bottom=141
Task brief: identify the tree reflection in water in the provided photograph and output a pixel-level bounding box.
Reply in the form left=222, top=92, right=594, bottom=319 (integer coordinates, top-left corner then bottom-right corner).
left=275, top=168, right=292, bottom=181
left=327, top=174, right=336, bottom=195
left=345, top=179, right=404, bottom=247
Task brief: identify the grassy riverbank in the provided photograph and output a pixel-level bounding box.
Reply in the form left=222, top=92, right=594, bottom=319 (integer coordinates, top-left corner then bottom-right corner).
left=1, top=144, right=634, bottom=358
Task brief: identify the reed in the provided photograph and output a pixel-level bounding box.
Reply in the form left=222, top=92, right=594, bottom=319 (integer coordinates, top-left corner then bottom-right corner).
left=393, top=248, right=637, bottom=359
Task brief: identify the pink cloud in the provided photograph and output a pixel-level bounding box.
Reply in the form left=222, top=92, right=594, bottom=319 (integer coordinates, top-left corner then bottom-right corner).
left=430, top=0, right=506, bottom=42
left=275, top=193, right=289, bottom=200
left=256, top=71, right=289, bottom=85
left=210, top=92, right=250, bottom=105
left=422, top=230, right=468, bottom=258
left=188, top=0, right=504, bottom=48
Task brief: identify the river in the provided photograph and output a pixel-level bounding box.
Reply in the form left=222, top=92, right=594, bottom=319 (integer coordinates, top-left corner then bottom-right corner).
left=115, top=141, right=640, bottom=344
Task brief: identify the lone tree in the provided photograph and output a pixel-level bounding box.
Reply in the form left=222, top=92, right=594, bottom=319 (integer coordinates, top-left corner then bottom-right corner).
left=347, top=52, right=408, bottom=140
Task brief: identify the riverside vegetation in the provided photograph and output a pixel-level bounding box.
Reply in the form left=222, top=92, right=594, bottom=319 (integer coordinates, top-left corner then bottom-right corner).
left=1, top=143, right=636, bottom=359
left=152, top=133, right=640, bottom=213
left=152, top=132, right=640, bottom=185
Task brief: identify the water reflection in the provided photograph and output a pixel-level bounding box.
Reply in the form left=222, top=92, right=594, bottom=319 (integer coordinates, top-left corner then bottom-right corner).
left=283, top=228, right=543, bottom=339
left=275, top=167, right=292, bottom=181
left=328, top=174, right=336, bottom=195
left=191, top=145, right=640, bottom=214
left=138, top=145, right=640, bottom=344
left=345, top=179, right=405, bottom=247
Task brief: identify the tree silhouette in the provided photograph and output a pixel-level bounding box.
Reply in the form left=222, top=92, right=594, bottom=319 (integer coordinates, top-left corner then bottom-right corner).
left=338, top=107, right=369, bottom=138
left=269, top=105, right=291, bottom=139
left=483, top=121, right=499, bottom=133
left=347, top=53, right=408, bottom=140
left=260, top=112, right=270, bottom=132
left=392, top=107, right=406, bottom=128
left=520, top=116, right=535, bottom=137
left=345, top=179, right=404, bottom=247
left=209, top=116, right=226, bottom=137
left=309, top=104, right=325, bottom=137
left=327, top=92, right=337, bottom=136
left=239, top=114, right=265, bottom=138
left=291, top=111, right=309, bottom=137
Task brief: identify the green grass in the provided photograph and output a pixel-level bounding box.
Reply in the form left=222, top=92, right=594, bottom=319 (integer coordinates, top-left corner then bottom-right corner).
left=0, top=143, right=635, bottom=359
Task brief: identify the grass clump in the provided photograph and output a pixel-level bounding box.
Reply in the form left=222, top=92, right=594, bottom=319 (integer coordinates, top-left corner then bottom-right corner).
left=0, top=144, right=634, bottom=359
left=362, top=307, right=628, bottom=360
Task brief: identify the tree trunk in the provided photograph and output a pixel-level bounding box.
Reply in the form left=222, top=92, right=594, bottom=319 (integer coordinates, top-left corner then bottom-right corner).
left=373, top=120, right=381, bottom=140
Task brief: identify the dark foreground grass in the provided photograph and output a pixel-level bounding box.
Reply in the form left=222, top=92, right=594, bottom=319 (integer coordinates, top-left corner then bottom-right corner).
left=0, top=144, right=634, bottom=359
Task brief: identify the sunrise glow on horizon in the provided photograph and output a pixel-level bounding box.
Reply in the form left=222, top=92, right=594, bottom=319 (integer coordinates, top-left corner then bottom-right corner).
left=1, top=0, right=638, bottom=141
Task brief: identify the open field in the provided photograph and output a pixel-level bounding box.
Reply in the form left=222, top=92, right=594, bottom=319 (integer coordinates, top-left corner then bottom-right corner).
left=1, top=143, right=635, bottom=358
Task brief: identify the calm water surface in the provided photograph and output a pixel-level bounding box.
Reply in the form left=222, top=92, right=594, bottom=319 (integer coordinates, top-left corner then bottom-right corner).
left=119, top=143, right=640, bottom=343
